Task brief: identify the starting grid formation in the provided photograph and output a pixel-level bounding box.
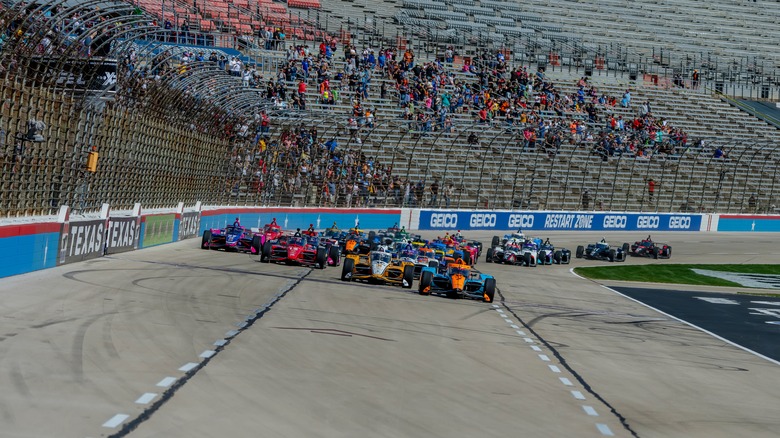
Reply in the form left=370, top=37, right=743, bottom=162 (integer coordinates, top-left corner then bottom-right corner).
left=1, top=205, right=780, bottom=278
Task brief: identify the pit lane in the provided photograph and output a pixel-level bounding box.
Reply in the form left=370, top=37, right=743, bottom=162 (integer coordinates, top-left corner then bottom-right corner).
left=0, top=232, right=778, bottom=437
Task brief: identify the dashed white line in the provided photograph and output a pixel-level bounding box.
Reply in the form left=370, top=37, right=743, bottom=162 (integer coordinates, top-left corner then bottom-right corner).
left=560, top=377, right=574, bottom=386
left=496, top=309, right=504, bottom=313
left=135, top=393, right=157, bottom=404
left=571, top=390, right=586, bottom=400
left=510, top=324, right=519, bottom=329
left=156, top=377, right=177, bottom=388
left=596, top=423, right=615, bottom=436
left=102, top=414, right=129, bottom=428
left=538, top=354, right=551, bottom=362
left=492, top=304, right=500, bottom=308
left=583, top=406, right=599, bottom=416
left=225, top=330, right=239, bottom=338
left=523, top=338, right=535, bottom=343
left=179, top=362, right=199, bottom=372
left=199, top=350, right=216, bottom=359
left=531, top=345, right=542, bottom=352
left=548, top=365, right=561, bottom=373
left=515, top=330, right=526, bottom=336
left=213, top=339, right=228, bottom=347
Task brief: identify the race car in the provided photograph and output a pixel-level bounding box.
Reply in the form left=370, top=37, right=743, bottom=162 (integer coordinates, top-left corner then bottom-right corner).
left=418, top=263, right=496, bottom=303
left=260, top=235, right=334, bottom=268
left=629, top=237, right=672, bottom=259
left=575, top=240, right=628, bottom=262
left=340, top=250, right=415, bottom=288
left=259, top=221, right=284, bottom=245
left=413, top=247, right=438, bottom=278
left=537, top=239, right=572, bottom=265
left=201, top=225, right=261, bottom=254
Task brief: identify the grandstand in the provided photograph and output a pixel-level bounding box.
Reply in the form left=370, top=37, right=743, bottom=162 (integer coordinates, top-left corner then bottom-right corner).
left=0, top=0, right=778, bottom=218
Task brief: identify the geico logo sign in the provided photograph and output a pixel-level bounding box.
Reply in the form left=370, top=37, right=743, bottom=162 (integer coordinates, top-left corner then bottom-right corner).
left=470, top=213, right=497, bottom=228
left=602, top=215, right=627, bottom=229
left=508, top=214, right=534, bottom=228
left=430, top=213, right=458, bottom=228
left=637, top=215, right=660, bottom=229
left=668, top=216, right=692, bottom=229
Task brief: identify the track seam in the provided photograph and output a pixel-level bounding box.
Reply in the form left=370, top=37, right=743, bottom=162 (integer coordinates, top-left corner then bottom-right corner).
left=106, top=268, right=312, bottom=437
left=496, top=287, right=640, bottom=438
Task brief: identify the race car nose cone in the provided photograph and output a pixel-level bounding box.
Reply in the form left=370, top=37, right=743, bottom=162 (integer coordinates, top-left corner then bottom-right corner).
left=451, top=274, right=465, bottom=291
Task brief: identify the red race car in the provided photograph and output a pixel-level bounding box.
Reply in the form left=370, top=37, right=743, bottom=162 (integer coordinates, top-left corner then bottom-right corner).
left=629, top=236, right=672, bottom=259
left=260, top=235, right=328, bottom=268
left=259, top=220, right=284, bottom=245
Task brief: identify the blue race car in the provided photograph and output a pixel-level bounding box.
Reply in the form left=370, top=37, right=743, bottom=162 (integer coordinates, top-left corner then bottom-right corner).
left=201, top=225, right=261, bottom=254
left=418, top=263, right=496, bottom=303
left=575, top=239, right=627, bottom=262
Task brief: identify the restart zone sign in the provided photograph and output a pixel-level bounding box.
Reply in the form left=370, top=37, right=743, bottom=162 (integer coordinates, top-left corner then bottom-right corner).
left=419, top=211, right=702, bottom=231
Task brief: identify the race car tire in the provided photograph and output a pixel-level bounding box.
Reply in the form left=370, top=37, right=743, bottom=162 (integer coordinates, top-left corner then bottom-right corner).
left=576, top=245, right=584, bottom=258
left=622, top=243, right=630, bottom=254
left=667, top=247, right=672, bottom=258
left=368, top=231, right=376, bottom=243
left=252, top=235, right=262, bottom=255
left=419, top=270, right=433, bottom=295
left=462, top=251, right=472, bottom=265
left=523, top=253, right=532, bottom=266
left=402, top=265, right=414, bottom=289
left=370, top=241, right=378, bottom=251
left=491, top=236, right=500, bottom=248
left=485, top=247, right=493, bottom=263
left=553, top=251, right=562, bottom=264
left=201, top=230, right=212, bottom=249
left=609, top=249, right=616, bottom=262
left=428, top=260, right=439, bottom=269
left=562, top=251, right=571, bottom=264
left=617, top=251, right=626, bottom=262
left=341, top=258, right=355, bottom=281
left=484, top=278, right=496, bottom=303
left=652, top=247, right=659, bottom=259
left=328, top=245, right=341, bottom=266
left=261, top=241, right=272, bottom=262
left=316, top=247, right=328, bottom=269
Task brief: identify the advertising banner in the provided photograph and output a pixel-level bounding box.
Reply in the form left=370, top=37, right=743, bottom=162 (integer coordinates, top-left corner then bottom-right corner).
left=106, top=216, right=141, bottom=254
left=58, top=219, right=106, bottom=265
left=418, top=210, right=702, bottom=232
left=717, top=215, right=780, bottom=232
left=178, top=211, right=201, bottom=240
left=141, top=214, right=176, bottom=248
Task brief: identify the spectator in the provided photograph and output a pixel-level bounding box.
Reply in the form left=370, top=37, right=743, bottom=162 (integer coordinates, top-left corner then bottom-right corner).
left=444, top=183, right=454, bottom=208
left=581, top=190, right=590, bottom=210
left=648, top=178, right=656, bottom=200
left=429, top=179, right=439, bottom=206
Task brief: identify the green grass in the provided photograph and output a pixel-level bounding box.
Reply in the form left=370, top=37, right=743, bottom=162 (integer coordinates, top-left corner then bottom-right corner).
left=574, top=264, right=780, bottom=288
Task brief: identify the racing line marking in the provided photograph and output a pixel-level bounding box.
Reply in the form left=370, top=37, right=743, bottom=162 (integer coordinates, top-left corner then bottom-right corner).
left=178, top=362, right=199, bottom=372
left=583, top=406, right=599, bottom=416
left=102, top=414, right=130, bottom=429
left=156, top=377, right=176, bottom=388
left=496, top=298, right=625, bottom=437
left=135, top=393, right=157, bottom=404
left=199, top=350, right=216, bottom=359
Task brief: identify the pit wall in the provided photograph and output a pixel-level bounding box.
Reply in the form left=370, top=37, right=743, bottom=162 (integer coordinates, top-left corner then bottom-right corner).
left=1, top=206, right=778, bottom=279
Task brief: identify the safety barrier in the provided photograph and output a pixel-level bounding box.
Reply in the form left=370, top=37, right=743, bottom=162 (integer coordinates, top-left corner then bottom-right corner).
left=3, top=207, right=780, bottom=279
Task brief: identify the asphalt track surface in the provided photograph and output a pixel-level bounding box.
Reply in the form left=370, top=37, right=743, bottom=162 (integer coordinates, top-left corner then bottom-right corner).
left=0, top=232, right=779, bottom=437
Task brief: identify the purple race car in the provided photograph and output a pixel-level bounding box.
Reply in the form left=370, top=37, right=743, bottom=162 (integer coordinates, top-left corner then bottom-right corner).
left=201, top=225, right=262, bottom=254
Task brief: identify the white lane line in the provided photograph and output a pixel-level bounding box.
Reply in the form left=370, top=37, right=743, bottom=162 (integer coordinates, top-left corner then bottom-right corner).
left=510, top=324, right=519, bottom=329
left=235, top=321, right=248, bottom=329
left=583, top=406, right=599, bottom=416
left=156, top=377, right=177, bottom=388
left=199, top=350, right=216, bottom=359
left=582, top=276, right=780, bottom=367
left=548, top=365, right=561, bottom=373
left=492, top=304, right=500, bottom=308
left=523, top=338, right=535, bottom=343
left=496, top=309, right=504, bottom=313
left=515, top=330, right=527, bottom=336
left=560, top=377, right=573, bottom=386
left=503, top=318, right=512, bottom=323
left=179, top=362, right=199, bottom=372
left=135, top=393, right=157, bottom=404
left=596, top=423, right=615, bottom=436
left=213, top=339, right=228, bottom=347
left=571, top=390, right=586, bottom=400
left=538, top=354, right=551, bottom=362
left=225, top=330, right=239, bottom=338
left=531, top=345, right=542, bottom=352
left=102, top=414, right=129, bottom=428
